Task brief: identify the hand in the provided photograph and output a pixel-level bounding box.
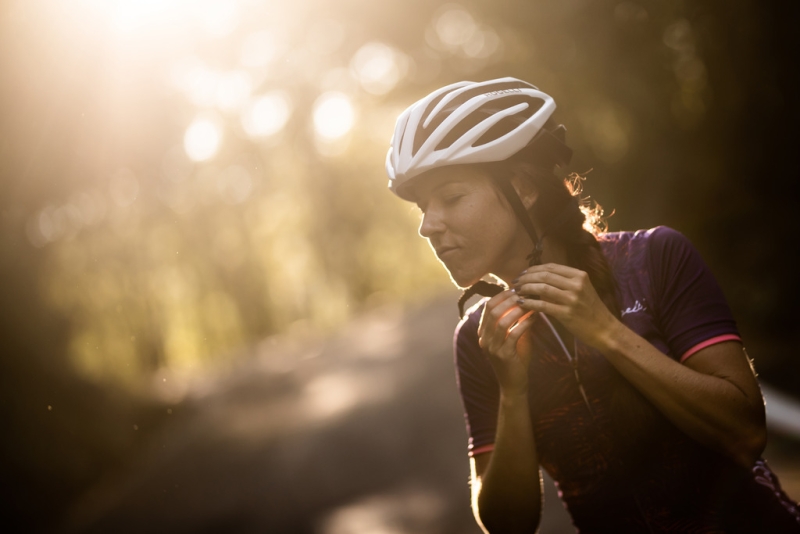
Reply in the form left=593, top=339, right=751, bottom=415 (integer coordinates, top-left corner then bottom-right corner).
left=478, top=290, right=537, bottom=395
left=514, top=263, right=619, bottom=349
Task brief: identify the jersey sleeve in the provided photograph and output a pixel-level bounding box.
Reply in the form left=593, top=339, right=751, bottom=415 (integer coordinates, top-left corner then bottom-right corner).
left=454, top=303, right=500, bottom=456
left=647, top=226, right=741, bottom=362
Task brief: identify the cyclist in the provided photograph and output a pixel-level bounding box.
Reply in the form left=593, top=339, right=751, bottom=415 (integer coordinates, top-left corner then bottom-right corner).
left=385, top=77, right=800, bottom=532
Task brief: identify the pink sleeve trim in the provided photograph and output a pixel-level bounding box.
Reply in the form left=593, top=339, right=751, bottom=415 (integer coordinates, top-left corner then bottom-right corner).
left=680, top=334, right=741, bottom=363
left=469, top=444, right=495, bottom=457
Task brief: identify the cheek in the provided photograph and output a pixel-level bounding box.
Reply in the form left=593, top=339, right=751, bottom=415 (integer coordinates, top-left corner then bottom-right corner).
left=467, top=202, right=517, bottom=245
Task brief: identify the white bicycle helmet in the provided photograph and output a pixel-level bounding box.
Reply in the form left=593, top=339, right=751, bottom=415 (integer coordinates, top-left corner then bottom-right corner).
left=386, top=77, right=576, bottom=317
left=386, top=77, right=568, bottom=200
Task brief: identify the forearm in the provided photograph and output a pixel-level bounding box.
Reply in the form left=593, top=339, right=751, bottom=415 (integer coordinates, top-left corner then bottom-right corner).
left=597, top=321, right=766, bottom=466
left=473, top=390, right=542, bottom=533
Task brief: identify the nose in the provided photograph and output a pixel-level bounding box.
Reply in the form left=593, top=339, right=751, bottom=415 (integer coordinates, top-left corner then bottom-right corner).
left=418, top=206, right=446, bottom=238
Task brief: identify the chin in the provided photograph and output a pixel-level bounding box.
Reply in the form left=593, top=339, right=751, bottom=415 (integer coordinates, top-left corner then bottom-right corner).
left=442, top=264, right=483, bottom=290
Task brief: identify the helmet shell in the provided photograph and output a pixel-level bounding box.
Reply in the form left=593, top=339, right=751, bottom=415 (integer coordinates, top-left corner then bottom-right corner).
left=385, top=77, right=557, bottom=200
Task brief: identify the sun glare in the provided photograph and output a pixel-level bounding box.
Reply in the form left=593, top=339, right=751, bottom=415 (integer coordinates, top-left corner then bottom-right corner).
left=109, top=0, right=169, bottom=34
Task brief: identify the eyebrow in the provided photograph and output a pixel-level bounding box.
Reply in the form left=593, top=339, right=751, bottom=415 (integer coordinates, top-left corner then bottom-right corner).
left=431, top=179, right=465, bottom=194
left=415, top=177, right=469, bottom=208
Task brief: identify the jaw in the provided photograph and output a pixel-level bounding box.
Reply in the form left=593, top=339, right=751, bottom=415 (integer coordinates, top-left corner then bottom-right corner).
left=436, top=233, right=532, bottom=289
left=441, top=254, right=493, bottom=289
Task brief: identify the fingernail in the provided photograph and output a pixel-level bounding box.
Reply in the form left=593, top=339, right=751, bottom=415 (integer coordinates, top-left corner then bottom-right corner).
left=517, top=298, right=525, bottom=305
left=510, top=288, right=516, bottom=293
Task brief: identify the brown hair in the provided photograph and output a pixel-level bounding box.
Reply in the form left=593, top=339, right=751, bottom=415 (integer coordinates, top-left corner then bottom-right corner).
left=486, top=159, right=621, bottom=318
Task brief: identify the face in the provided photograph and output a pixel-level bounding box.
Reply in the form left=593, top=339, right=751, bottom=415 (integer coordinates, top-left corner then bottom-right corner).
left=409, top=165, right=526, bottom=288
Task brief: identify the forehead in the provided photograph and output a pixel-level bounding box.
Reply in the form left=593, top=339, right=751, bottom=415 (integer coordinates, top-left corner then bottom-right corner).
left=405, top=165, right=493, bottom=201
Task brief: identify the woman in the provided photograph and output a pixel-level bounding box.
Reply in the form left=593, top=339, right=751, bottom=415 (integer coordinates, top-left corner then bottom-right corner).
left=385, top=78, right=800, bottom=533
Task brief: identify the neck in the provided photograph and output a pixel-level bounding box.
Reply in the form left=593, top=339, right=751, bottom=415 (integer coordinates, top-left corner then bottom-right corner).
left=495, top=233, right=569, bottom=286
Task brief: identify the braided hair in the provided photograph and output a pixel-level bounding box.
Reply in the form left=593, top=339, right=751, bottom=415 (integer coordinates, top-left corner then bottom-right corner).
left=457, top=155, right=620, bottom=319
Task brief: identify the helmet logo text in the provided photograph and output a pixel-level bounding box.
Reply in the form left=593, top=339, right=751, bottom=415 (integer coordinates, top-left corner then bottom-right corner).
left=484, top=88, right=522, bottom=97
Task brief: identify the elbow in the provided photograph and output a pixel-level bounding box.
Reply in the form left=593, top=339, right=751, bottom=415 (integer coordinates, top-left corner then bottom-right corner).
left=730, top=422, right=767, bottom=468
left=474, top=498, right=541, bottom=534
left=476, top=513, right=541, bottom=534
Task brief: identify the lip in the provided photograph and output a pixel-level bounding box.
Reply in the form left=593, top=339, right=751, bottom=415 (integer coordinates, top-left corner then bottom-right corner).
left=435, top=246, right=459, bottom=260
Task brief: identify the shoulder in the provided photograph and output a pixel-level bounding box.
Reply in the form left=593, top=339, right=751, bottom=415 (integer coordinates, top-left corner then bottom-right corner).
left=597, top=226, right=695, bottom=260
left=454, top=299, right=486, bottom=347
left=453, top=299, right=494, bottom=377
left=644, top=225, right=695, bottom=249
left=642, top=226, right=708, bottom=272
left=597, top=225, right=686, bottom=246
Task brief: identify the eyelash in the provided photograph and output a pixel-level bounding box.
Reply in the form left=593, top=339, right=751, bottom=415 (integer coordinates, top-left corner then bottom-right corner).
left=416, top=193, right=464, bottom=215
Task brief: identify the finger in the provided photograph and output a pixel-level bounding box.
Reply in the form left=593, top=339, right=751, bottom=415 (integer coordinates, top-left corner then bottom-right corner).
left=484, top=310, right=533, bottom=357
left=485, top=288, right=520, bottom=311
left=478, top=302, right=531, bottom=354
left=516, top=283, right=576, bottom=305
left=524, top=263, right=584, bottom=278
left=482, top=303, right=525, bottom=347
left=504, top=312, right=536, bottom=345
left=495, top=305, right=527, bottom=337
left=478, top=290, right=519, bottom=339
left=514, top=269, right=576, bottom=292
left=517, top=297, right=567, bottom=317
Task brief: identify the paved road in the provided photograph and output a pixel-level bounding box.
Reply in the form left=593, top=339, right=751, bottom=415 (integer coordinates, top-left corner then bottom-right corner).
left=59, top=293, right=799, bottom=533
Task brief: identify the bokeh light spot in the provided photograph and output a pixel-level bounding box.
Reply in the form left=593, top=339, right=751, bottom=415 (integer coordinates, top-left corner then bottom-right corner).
left=435, top=5, right=477, bottom=47
left=241, top=92, right=292, bottom=138
left=313, top=92, right=355, bottom=140
left=350, top=42, right=407, bottom=95
left=184, top=117, right=222, bottom=162
left=663, top=19, right=694, bottom=52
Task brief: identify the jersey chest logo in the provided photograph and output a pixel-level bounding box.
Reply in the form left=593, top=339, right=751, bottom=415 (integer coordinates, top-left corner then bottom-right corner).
left=621, top=299, right=647, bottom=316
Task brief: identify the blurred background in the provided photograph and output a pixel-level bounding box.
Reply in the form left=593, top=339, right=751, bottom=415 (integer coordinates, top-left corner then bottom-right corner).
left=1, top=0, right=799, bottom=532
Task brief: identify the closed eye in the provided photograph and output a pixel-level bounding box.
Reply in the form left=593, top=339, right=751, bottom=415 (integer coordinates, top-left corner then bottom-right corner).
left=443, top=194, right=464, bottom=206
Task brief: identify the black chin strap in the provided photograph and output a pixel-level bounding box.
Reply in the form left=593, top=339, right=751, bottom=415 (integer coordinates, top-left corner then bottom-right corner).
left=457, top=189, right=579, bottom=318
left=493, top=177, right=544, bottom=266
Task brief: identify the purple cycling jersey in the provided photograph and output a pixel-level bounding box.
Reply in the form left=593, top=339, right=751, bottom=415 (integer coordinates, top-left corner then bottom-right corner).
left=455, top=226, right=800, bottom=532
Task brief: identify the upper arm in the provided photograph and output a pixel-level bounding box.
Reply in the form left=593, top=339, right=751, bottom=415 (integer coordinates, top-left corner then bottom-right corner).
left=683, top=340, right=765, bottom=417
left=647, top=227, right=741, bottom=361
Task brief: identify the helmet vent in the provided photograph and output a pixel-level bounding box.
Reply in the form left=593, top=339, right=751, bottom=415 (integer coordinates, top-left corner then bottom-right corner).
left=413, top=79, right=534, bottom=156
left=472, top=96, right=543, bottom=148
left=413, top=91, right=453, bottom=155
left=434, top=95, right=543, bottom=151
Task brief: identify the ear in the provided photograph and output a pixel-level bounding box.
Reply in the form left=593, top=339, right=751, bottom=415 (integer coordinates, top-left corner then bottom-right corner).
left=510, top=172, right=538, bottom=209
